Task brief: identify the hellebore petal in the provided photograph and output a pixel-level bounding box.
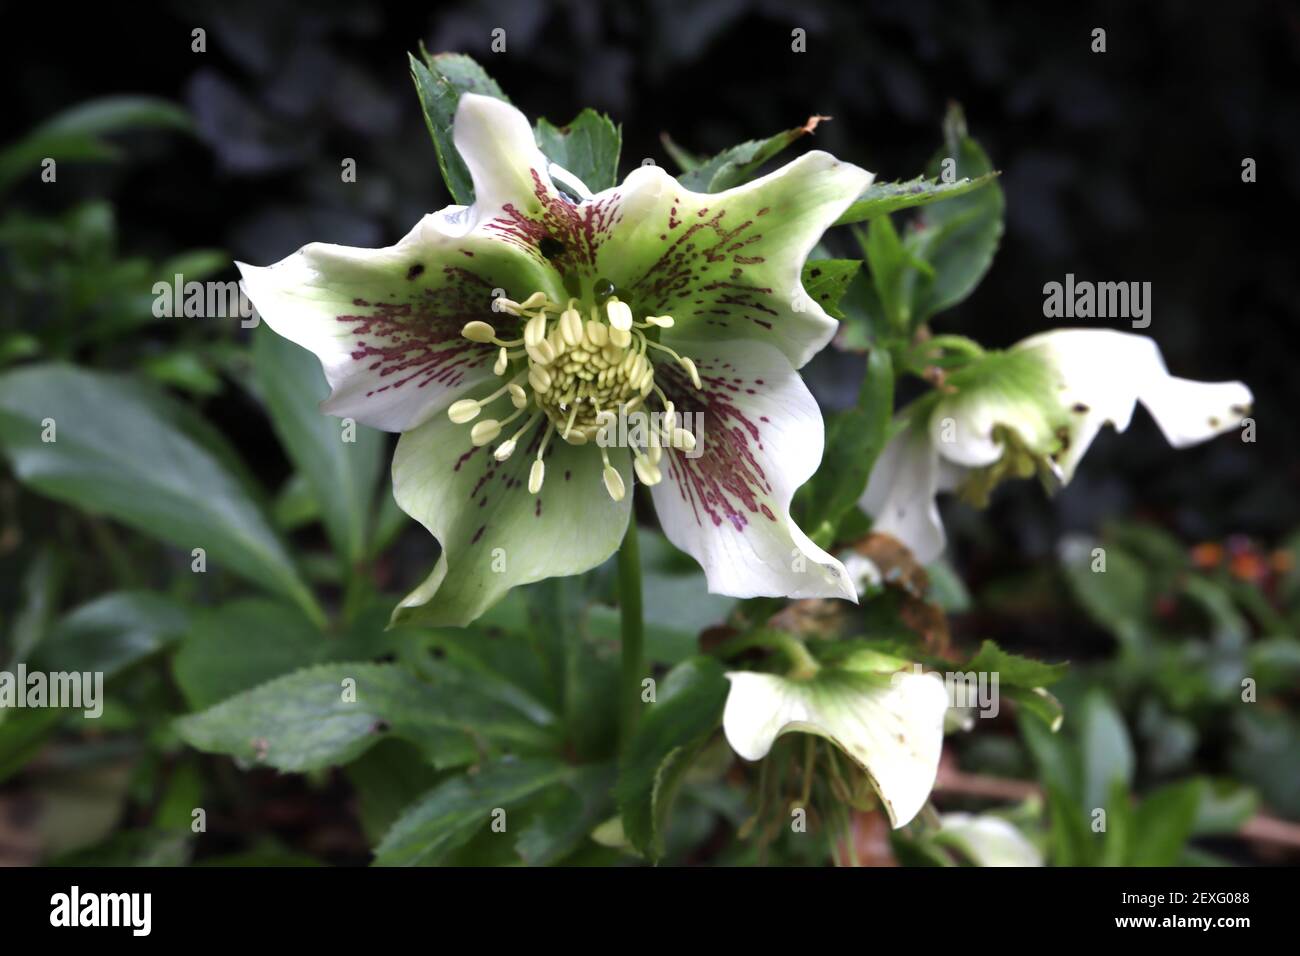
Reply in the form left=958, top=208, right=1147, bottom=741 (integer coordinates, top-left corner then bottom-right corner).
left=649, top=338, right=856, bottom=601
left=722, top=660, right=948, bottom=828
left=927, top=348, right=1061, bottom=470
left=586, top=153, right=875, bottom=369
left=454, top=93, right=558, bottom=212
left=391, top=410, right=633, bottom=627
left=935, top=813, right=1044, bottom=867
left=1012, top=329, right=1253, bottom=481
left=236, top=96, right=578, bottom=433
left=858, top=415, right=954, bottom=565
left=860, top=329, right=1252, bottom=562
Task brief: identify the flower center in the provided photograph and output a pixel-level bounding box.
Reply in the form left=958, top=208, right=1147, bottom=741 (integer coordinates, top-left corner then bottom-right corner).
left=446, top=283, right=702, bottom=501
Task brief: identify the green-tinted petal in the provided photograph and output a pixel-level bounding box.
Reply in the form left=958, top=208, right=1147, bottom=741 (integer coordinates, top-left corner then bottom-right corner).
left=590, top=152, right=873, bottom=368
left=238, top=211, right=566, bottom=433
left=1013, top=329, right=1253, bottom=481
left=238, top=94, right=582, bottom=434
left=390, top=410, right=632, bottom=627
left=929, top=348, right=1062, bottom=469
left=454, top=93, right=554, bottom=212
left=723, top=665, right=948, bottom=828
left=859, top=414, right=953, bottom=564
left=649, top=337, right=854, bottom=601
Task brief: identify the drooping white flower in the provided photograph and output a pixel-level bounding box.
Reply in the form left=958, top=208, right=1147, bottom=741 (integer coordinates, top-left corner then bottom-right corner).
left=861, top=329, right=1253, bottom=563
left=722, top=651, right=949, bottom=828
left=238, top=94, right=875, bottom=625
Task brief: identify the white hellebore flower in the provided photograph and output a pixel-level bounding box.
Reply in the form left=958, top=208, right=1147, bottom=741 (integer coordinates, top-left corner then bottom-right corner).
left=722, top=651, right=949, bottom=828
left=238, top=94, right=874, bottom=626
left=935, top=812, right=1043, bottom=867
left=861, top=329, right=1253, bottom=563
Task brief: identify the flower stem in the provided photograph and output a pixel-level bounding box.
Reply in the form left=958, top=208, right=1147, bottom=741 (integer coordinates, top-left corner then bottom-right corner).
left=710, top=628, right=820, bottom=680
left=917, top=334, right=986, bottom=362
left=617, top=516, right=645, bottom=747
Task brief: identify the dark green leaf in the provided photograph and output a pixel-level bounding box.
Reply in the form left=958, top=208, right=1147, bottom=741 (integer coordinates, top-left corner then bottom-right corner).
left=0, top=96, right=192, bottom=194
left=1100, top=777, right=1132, bottom=867
left=252, top=327, right=384, bottom=566
left=0, top=709, right=62, bottom=784
left=374, top=757, right=571, bottom=865
left=1005, top=686, right=1064, bottom=731
left=910, top=104, right=1005, bottom=323
left=345, top=739, right=443, bottom=845
left=801, top=259, right=860, bottom=320
left=1045, top=781, right=1093, bottom=866
left=859, top=216, right=926, bottom=333
left=35, top=96, right=192, bottom=138
left=659, top=133, right=703, bottom=172
left=409, top=50, right=509, bottom=205
left=1080, top=690, right=1134, bottom=813
left=616, top=656, right=729, bottom=859
left=676, top=118, right=823, bottom=193
left=525, top=576, right=619, bottom=761
left=1230, top=710, right=1300, bottom=818
left=967, top=640, right=1068, bottom=689
left=833, top=172, right=1000, bottom=225
left=1061, top=537, right=1149, bottom=649
left=804, top=345, right=894, bottom=549
left=176, top=662, right=555, bottom=772
left=1129, top=780, right=1203, bottom=866
left=1020, top=711, right=1081, bottom=800
left=7, top=546, right=62, bottom=662
left=173, top=599, right=339, bottom=710
left=1191, top=778, right=1257, bottom=836
left=34, top=591, right=189, bottom=679
left=154, top=760, right=205, bottom=831
left=534, top=110, right=621, bottom=193
left=514, top=764, right=615, bottom=865
left=0, top=364, right=321, bottom=622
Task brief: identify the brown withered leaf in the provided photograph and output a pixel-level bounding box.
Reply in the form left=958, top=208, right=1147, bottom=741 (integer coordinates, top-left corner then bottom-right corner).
left=850, top=532, right=951, bottom=655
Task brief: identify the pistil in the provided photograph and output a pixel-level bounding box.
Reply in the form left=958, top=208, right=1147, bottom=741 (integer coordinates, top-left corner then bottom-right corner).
left=449, top=284, right=704, bottom=501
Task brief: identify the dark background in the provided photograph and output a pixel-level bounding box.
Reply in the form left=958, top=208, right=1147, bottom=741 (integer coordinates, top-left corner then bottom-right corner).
left=6, top=0, right=1297, bottom=585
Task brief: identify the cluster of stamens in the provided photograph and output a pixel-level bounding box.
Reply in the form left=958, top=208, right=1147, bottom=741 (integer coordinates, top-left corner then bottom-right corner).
left=446, top=284, right=703, bottom=501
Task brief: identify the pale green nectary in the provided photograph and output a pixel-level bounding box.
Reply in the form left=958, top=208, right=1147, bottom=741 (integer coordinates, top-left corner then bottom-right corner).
left=238, top=94, right=875, bottom=626
left=722, top=652, right=949, bottom=828
left=861, top=329, right=1253, bottom=563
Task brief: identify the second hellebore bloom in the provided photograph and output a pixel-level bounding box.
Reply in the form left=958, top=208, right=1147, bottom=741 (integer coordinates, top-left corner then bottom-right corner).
left=239, top=94, right=873, bottom=625
left=860, top=329, right=1254, bottom=563
left=723, top=651, right=949, bottom=828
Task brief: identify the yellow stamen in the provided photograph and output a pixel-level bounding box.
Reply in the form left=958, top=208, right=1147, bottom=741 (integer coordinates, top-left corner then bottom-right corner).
left=462, top=320, right=496, bottom=343
left=470, top=419, right=501, bottom=446
left=448, top=399, right=481, bottom=424
left=606, top=298, right=633, bottom=332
